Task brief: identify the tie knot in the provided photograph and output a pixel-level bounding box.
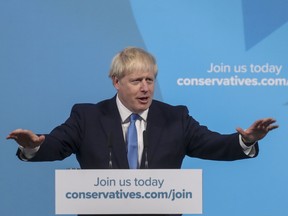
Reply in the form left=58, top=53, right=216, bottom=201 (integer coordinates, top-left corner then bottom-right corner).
left=130, top=113, right=139, bottom=122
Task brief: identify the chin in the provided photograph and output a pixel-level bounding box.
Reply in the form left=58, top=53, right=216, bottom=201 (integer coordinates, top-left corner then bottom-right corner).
left=134, top=106, right=149, bottom=113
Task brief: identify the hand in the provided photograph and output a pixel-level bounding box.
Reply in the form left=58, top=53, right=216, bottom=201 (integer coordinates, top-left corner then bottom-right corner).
left=236, top=118, right=278, bottom=144
left=6, top=129, right=45, bottom=149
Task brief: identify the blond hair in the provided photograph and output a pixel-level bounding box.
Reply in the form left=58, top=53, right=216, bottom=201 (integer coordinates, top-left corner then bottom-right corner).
left=109, top=47, right=158, bottom=79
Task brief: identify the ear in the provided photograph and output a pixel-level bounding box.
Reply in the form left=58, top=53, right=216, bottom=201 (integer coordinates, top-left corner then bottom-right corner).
left=112, top=76, right=120, bottom=90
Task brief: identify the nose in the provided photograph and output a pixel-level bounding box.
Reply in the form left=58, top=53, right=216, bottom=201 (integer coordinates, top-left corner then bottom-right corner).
left=140, top=80, right=148, bottom=92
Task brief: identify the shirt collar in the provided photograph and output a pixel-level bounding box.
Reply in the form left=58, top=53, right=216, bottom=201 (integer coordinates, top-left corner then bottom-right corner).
left=116, top=94, right=148, bottom=123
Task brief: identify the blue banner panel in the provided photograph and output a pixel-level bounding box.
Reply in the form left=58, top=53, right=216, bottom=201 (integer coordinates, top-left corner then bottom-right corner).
left=1, top=0, right=287, bottom=216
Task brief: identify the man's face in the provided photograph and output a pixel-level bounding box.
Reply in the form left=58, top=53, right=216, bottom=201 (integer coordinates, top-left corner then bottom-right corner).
left=113, top=70, right=155, bottom=113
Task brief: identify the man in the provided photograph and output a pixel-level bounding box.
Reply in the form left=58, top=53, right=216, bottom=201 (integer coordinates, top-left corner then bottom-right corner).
left=7, top=47, right=278, bottom=215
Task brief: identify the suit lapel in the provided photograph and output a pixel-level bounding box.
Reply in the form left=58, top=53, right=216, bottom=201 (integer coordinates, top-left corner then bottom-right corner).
left=100, top=97, right=129, bottom=169
left=142, top=101, right=166, bottom=168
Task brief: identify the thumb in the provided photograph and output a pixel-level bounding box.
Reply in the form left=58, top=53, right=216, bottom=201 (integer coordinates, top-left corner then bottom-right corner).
left=236, top=127, right=245, bottom=135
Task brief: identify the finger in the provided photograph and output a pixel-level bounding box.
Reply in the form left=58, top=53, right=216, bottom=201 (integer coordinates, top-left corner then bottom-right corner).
left=258, top=119, right=277, bottom=131
left=254, top=118, right=276, bottom=130
left=7, top=129, right=25, bottom=138
left=6, top=135, right=17, bottom=140
left=267, top=124, right=279, bottom=131
left=258, top=118, right=275, bottom=127
left=263, top=119, right=277, bottom=128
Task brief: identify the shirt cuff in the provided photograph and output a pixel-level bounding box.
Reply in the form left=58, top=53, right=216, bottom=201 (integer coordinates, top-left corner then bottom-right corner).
left=18, top=145, right=40, bottom=160
left=239, top=134, right=256, bottom=157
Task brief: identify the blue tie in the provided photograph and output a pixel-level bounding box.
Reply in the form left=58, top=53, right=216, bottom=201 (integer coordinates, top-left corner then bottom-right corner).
left=127, top=114, right=139, bottom=169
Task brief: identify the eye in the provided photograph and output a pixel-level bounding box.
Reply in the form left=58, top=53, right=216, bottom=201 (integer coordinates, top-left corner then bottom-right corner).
left=146, top=78, right=154, bottom=84
left=131, top=79, right=141, bottom=85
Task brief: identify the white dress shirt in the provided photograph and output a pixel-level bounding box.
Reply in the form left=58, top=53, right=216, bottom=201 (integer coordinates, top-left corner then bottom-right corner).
left=116, top=95, right=148, bottom=165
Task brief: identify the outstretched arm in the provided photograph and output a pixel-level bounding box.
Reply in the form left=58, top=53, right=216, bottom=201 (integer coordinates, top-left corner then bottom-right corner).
left=236, top=118, right=278, bottom=145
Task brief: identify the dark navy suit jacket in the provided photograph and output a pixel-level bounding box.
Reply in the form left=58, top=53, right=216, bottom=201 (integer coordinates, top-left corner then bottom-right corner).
left=24, top=96, right=258, bottom=216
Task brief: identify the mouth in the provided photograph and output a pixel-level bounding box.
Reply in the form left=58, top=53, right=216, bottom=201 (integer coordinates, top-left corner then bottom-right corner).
left=138, top=96, right=150, bottom=104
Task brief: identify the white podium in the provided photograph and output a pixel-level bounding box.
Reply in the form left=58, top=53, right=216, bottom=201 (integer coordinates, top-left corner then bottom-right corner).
left=55, top=169, right=202, bottom=215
